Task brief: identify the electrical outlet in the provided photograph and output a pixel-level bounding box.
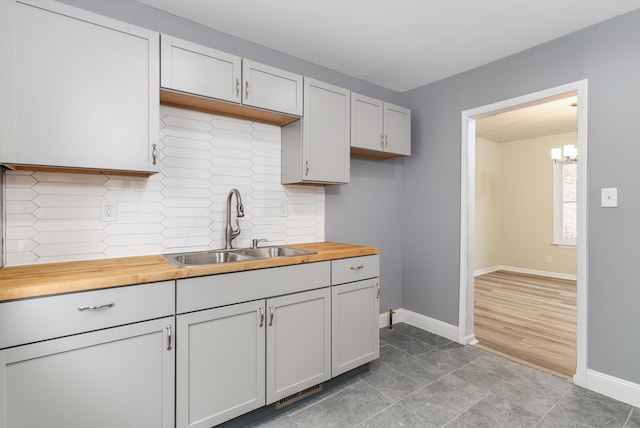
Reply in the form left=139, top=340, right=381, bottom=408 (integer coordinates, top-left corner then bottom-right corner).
left=101, top=200, right=117, bottom=222
left=545, top=255, right=553, bottom=264
left=601, top=187, right=618, bottom=208
left=278, top=198, right=288, bottom=217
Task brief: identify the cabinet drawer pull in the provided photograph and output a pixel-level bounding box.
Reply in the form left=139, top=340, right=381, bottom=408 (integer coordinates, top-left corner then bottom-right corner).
left=259, top=305, right=264, bottom=327
left=78, top=302, right=115, bottom=311
left=235, top=78, right=240, bottom=97
left=350, top=265, right=364, bottom=271
left=376, top=282, right=380, bottom=299
left=268, top=305, right=274, bottom=326
left=152, top=143, right=158, bottom=165
left=166, top=325, right=173, bottom=351
left=245, top=81, right=249, bottom=99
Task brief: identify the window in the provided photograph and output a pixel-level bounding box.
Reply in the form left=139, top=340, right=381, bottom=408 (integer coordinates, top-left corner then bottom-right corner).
left=553, top=160, right=577, bottom=246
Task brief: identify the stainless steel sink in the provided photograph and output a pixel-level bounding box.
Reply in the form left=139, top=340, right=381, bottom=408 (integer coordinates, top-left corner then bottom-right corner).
left=233, top=246, right=315, bottom=259
left=163, top=250, right=253, bottom=267
left=162, top=246, right=315, bottom=268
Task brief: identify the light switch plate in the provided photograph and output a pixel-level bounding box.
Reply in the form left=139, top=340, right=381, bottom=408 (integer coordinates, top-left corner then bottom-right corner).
left=601, top=188, right=618, bottom=208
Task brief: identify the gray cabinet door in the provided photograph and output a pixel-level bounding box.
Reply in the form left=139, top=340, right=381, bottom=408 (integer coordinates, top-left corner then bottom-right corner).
left=282, top=78, right=350, bottom=184
left=332, top=278, right=380, bottom=376
left=266, top=287, right=331, bottom=404
left=242, top=60, right=303, bottom=116
left=161, top=34, right=242, bottom=103
left=2, top=0, right=159, bottom=173
left=383, top=102, right=412, bottom=156
left=0, top=317, right=175, bottom=428
left=351, top=93, right=384, bottom=152
left=176, top=300, right=266, bottom=428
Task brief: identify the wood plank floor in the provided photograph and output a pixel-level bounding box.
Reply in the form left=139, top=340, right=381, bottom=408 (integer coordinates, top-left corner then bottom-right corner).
left=474, top=270, right=576, bottom=378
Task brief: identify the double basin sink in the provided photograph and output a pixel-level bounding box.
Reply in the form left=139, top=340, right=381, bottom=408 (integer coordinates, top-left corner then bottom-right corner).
left=162, top=246, right=316, bottom=268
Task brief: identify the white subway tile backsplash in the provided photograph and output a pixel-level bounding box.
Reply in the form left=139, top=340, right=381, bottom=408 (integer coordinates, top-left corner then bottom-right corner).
left=6, top=239, right=37, bottom=253
left=104, top=234, right=164, bottom=246
left=6, top=252, right=38, bottom=265
left=33, top=242, right=108, bottom=257
left=4, top=107, right=324, bottom=265
left=6, top=227, right=37, bottom=240
left=6, top=213, right=37, bottom=227
left=5, top=188, right=37, bottom=201
left=6, top=201, right=37, bottom=214
left=33, top=207, right=100, bottom=220
left=34, top=220, right=106, bottom=231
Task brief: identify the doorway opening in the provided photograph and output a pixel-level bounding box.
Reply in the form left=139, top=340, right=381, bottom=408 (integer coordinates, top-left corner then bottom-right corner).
left=459, top=80, right=588, bottom=386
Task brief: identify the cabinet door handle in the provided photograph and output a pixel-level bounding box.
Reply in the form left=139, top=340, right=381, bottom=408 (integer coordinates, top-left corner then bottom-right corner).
left=259, top=305, right=264, bottom=327
left=376, top=282, right=380, bottom=299
left=384, top=134, right=389, bottom=149
left=235, top=78, right=240, bottom=97
left=166, top=325, right=173, bottom=351
left=152, top=143, right=158, bottom=165
left=350, top=265, right=364, bottom=270
left=305, top=159, right=310, bottom=176
left=268, top=305, right=274, bottom=326
left=78, top=302, right=114, bottom=311
left=380, top=133, right=384, bottom=149
left=245, top=81, right=249, bottom=99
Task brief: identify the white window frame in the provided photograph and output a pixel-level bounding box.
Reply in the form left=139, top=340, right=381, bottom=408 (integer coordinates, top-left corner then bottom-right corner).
left=552, top=160, right=577, bottom=246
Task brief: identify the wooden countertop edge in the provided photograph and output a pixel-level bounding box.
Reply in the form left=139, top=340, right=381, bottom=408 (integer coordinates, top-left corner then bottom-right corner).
left=0, top=242, right=378, bottom=302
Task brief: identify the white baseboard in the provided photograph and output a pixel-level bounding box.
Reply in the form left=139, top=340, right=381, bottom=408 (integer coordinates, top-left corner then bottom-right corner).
left=379, top=308, right=459, bottom=342
left=585, top=369, right=640, bottom=407
left=475, top=265, right=577, bottom=281
left=474, top=266, right=501, bottom=276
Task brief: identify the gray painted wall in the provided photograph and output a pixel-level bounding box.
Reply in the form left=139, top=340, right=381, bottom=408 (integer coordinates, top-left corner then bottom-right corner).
left=401, top=10, right=640, bottom=384
left=325, top=157, right=405, bottom=313
left=46, top=0, right=640, bottom=385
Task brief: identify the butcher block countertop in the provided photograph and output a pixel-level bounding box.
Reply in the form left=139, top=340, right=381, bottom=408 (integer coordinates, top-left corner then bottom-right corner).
left=0, top=242, right=378, bottom=302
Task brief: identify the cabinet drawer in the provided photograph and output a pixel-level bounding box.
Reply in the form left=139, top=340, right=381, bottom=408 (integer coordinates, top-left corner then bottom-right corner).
left=332, top=255, right=379, bottom=285
left=0, top=281, right=175, bottom=349
left=177, top=262, right=331, bottom=314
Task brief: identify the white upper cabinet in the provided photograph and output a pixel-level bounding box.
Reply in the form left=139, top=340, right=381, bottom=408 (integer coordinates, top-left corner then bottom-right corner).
left=161, top=35, right=242, bottom=103
left=242, top=60, right=303, bottom=116
left=351, top=93, right=411, bottom=157
left=0, top=0, right=159, bottom=174
left=281, top=78, right=350, bottom=185
left=161, top=35, right=302, bottom=117
left=384, top=102, right=412, bottom=156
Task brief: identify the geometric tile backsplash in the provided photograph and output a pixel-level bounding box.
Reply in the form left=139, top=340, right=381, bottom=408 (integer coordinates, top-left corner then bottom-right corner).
left=4, top=106, right=324, bottom=266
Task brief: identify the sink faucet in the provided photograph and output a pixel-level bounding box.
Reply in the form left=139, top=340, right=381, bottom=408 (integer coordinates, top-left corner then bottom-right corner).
left=225, top=188, right=244, bottom=249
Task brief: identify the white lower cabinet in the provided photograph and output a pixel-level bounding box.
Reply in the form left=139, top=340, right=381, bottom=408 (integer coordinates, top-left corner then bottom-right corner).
left=0, top=280, right=176, bottom=428
left=331, top=255, right=381, bottom=376
left=0, top=317, right=175, bottom=428
left=176, top=287, right=331, bottom=427
left=176, top=301, right=266, bottom=428
left=332, top=278, right=380, bottom=376
left=0, top=256, right=379, bottom=427
left=266, top=287, right=331, bottom=404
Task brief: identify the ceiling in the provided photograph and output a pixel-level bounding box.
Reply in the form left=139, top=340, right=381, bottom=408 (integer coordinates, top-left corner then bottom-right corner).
left=476, top=95, right=578, bottom=142
left=137, top=0, right=640, bottom=92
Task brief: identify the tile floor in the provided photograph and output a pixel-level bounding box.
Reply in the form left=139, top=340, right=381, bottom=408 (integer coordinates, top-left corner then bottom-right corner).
left=251, top=323, right=640, bottom=427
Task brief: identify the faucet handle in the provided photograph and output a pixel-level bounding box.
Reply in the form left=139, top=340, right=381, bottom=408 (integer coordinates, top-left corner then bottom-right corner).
left=252, top=238, right=268, bottom=249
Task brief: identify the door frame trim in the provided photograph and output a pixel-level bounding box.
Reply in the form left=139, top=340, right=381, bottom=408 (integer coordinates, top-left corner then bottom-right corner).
left=458, top=79, right=588, bottom=386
